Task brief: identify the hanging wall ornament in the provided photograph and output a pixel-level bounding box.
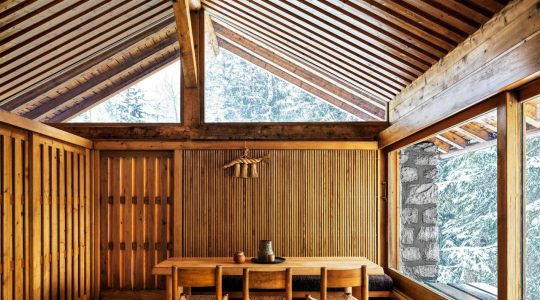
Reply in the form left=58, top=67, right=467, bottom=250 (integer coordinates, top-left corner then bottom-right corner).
left=223, top=148, right=270, bottom=178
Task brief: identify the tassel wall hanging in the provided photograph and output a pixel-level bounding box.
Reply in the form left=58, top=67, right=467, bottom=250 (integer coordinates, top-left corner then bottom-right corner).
left=223, top=148, right=270, bottom=178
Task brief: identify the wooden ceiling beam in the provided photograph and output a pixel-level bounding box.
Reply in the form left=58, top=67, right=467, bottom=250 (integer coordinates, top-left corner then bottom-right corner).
left=23, top=33, right=178, bottom=121
left=212, top=20, right=385, bottom=108
left=227, top=2, right=403, bottom=97
left=45, top=48, right=180, bottom=123
left=524, top=102, right=540, bottom=128
left=436, top=132, right=467, bottom=149
left=204, top=14, right=220, bottom=58
left=371, top=0, right=466, bottom=43
left=293, top=0, right=436, bottom=69
left=205, top=2, right=397, bottom=100
left=427, top=0, right=491, bottom=24
left=254, top=0, right=421, bottom=79
left=0, top=1, right=172, bottom=96
left=457, top=123, right=492, bottom=142
left=245, top=0, right=411, bottom=87
left=0, top=0, right=58, bottom=28
left=0, top=17, right=174, bottom=112
left=427, top=137, right=450, bottom=153
left=172, top=0, right=198, bottom=88
left=216, top=35, right=384, bottom=120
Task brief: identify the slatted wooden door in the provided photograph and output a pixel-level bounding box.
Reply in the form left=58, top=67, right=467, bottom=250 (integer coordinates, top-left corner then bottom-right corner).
left=99, top=151, right=174, bottom=290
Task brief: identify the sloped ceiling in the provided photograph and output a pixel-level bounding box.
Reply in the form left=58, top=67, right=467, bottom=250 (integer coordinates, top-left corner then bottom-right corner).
left=0, top=0, right=508, bottom=122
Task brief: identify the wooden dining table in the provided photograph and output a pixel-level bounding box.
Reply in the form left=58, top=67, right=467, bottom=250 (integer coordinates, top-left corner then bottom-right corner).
left=153, top=256, right=384, bottom=299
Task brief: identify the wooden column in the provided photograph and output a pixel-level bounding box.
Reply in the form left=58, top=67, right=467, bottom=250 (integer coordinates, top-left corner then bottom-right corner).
left=173, top=150, right=183, bottom=257
left=182, top=10, right=203, bottom=128
left=497, top=91, right=522, bottom=300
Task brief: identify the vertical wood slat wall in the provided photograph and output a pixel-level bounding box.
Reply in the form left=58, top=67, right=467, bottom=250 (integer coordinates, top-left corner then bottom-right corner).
left=0, top=123, right=93, bottom=300
left=99, top=151, right=174, bottom=291
left=183, top=149, right=378, bottom=261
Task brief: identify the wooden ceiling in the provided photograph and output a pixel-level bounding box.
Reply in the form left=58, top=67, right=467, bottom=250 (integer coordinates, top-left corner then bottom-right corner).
left=0, top=0, right=509, bottom=123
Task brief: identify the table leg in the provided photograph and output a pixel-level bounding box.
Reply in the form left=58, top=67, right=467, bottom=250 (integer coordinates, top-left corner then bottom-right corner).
left=352, top=286, right=362, bottom=300
left=167, top=276, right=172, bottom=300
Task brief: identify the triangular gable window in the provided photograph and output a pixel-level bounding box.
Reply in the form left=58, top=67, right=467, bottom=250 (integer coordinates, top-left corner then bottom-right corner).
left=204, top=47, right=360, bottom=123
left=70, top=61, right=181, bottom=123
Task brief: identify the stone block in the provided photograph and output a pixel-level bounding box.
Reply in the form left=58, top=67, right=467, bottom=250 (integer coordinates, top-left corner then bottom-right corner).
left=401, top=208, right=418, bottom=225
left=424, top=243, right=440, bottom=261
left=401, top=247, right=422, bottom=261
left=400, top=153, right=409, bottom=164
left=417, top=226, right=438, bottom=242
left=423, top=167, right=437, bottom=180
left=406, top=184, right=438, bottom=204
left=401, top=228, right=414, bottom=244
left=413, top=265, right=438, bottom=279
left=415, top=156, right=437, bottom=166
left=423, top=207, right=438, bottom=224
left=401, top=167, right=418, bottom=182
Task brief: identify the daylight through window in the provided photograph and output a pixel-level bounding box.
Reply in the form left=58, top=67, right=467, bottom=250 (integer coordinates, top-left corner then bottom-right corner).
left=69, top=61, right=181, bottom=123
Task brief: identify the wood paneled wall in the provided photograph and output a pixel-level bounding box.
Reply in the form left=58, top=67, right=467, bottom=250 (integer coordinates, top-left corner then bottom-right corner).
left=99, top=151, right=174, bottom=291
left=182, top=149, right=378, bottom=261
left=0, top=123, right=93, bottom=300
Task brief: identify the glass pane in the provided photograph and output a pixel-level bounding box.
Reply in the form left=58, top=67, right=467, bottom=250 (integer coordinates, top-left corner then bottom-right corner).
left=524, top=96, right=540, bottom=300
left=70, top=61, right=181, bottom=123
left=397, top=110, right=498, bottom=298
left=204, top=29, right=360, bottom=122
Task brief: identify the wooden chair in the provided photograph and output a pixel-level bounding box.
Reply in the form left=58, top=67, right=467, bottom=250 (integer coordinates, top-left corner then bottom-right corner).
left=306, top=266, right=368, bottom=300
left=242, top=268, right=293, bottom=300
left=171, top=265, right=228, bottom=300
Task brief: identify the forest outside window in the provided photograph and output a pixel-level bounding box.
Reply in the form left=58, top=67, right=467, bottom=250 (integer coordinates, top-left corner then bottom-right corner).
left=203, top=24, right=364, bottom=123
left=69, top=61, right=181, bottom=123
left=390, top=110, right=499, bottom=299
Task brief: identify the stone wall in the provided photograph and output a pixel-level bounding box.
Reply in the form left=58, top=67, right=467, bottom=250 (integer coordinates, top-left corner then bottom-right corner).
left=400, top=142, right=439, bottom=282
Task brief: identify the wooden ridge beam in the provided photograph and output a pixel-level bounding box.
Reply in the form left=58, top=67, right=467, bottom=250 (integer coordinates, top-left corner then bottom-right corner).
left=45, top=47, right=180, bottom=123
left=214, top=26, right=385, bottom=120
left=0, top=17, right=174, bottom=112
left=23, top=32, right=178, bottom=121
left=172, top=0, right=198, bottom=87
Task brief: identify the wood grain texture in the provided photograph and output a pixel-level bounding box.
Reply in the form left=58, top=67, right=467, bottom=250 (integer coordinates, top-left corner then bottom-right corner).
left=99, top=151, right=174, bottom=291
left=182, top=149, right=378, bottom=260
left=0, top=123, right=93, bottom=299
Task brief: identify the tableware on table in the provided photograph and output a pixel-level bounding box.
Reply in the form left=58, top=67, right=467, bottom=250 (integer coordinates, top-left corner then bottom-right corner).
left=251, top=256, right=286, bottom=264
left=258, top=240, right=274, bottom=262
left=233, top=251, right=246, bottom=264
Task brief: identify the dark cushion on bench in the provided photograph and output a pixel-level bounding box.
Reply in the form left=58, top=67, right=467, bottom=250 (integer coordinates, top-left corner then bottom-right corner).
left=192, top=274, right=393, bottom=293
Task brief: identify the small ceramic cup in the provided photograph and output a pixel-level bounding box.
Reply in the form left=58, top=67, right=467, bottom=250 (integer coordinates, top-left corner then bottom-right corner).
left=234, top=251, right=246, bottom=264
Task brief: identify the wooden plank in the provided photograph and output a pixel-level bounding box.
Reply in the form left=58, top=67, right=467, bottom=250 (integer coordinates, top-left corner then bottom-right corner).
left=99, top=157, right=108, bottom=290
left=497, top=92, right=522, bottom=300
left=2, top=132, right=13, bottom=300
left=58, top=149, right=66, bottom=300
left=173, top=150, right=182, bottom=257
left=0, top=109, right=92, bottom=148
left=172, top=0, right=198, bottom=87
left=123, top=156, right=133, bottom=289
left=79, top=152, right=86, bottom=298
left=146, top=157, right=156, bottom=288
left=134, top=156, right=145, bottom=288
left=42, top=144, right=50, bottom=300
left=436, top=132, right=466, bottom=149
left=51, top=146, right=59, bottom=300
left=66, top=151, right=73, bottom=300
left=111, top=157, right=121, bottom=289
left=51, top=123, right=388, bottom=141
left=73, top=153, right=80, bottom=299
left=28, top=133, right=42, bottom=300
left=93, top=150, right=101, bottom=299
left=13, top=137, right=24, bottom=299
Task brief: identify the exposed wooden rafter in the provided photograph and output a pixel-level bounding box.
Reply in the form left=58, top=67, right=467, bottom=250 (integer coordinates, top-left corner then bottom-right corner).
left=0, top=17, right=174, bottom=112
left=172, top=0, right=198, bottom=87
left=24, top=31, right=178, bottom=121
left=46, top=48, right=180, bottom=123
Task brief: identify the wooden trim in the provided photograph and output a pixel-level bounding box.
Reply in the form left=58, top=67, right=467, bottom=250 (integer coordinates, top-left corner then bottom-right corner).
left=377, top=149, right=388, bottom=268
left=518, top=77, right=540, bottom=103
left=387, top=150, right=400, bottom=270
left=382, top=94, right=499, bottom=151
left=93, top=140, right=378, bottom=150
left=386, top=269, right=447, bottom=300
left=496, top=92, right=522, bottom=300
left=0, top=109, right=93, bottom=148
left=93, top=150, right=101, bottom=299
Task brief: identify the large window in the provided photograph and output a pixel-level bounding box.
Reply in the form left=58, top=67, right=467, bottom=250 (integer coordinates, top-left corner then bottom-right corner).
left=204, top=31, right=360, bottom=123
left=70, top=61, right=181, bottom=123
left=391, top=110, right=499, bottom=298
left=523, top=96, right=540, bottom=300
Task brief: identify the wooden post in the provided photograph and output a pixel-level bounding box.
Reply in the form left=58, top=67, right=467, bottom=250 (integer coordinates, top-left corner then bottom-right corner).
left=28, top=133, right=42, bottom=300
left=173, top=150, right=183, bottom=257
left=497, top=91, right=522, bottom=300
left=182, top=10, right=202, bottom=128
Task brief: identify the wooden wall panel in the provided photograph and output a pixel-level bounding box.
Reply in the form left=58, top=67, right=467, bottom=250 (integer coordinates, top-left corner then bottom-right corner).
left=182, top=149, right=378, bottom=261
left=0, top=123, right=93, bottom=300
left=99, top=151, right=174, bottom=291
